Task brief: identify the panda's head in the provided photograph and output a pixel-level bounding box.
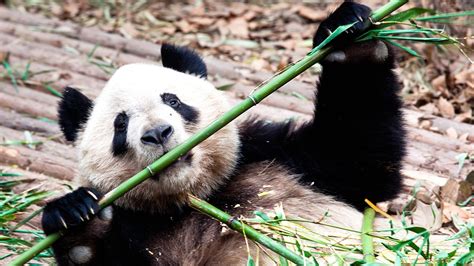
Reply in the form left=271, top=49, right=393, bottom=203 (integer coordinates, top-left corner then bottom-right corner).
left=59, top=44, right=240, bottom=213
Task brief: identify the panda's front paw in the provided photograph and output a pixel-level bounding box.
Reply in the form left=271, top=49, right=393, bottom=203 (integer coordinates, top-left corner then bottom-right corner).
left=42, top=187, right=102, bottom=235
left=313, top=2, right=371, bottom=48
left=324, top=40, right=393, bottom=65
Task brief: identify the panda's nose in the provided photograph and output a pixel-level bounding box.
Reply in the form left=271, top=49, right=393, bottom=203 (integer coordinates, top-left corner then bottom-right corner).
left=141, top=125, right=174, bottom=146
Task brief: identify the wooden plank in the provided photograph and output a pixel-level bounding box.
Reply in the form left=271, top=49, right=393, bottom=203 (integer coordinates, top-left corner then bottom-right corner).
left=0, top=108, right=60, bottom=136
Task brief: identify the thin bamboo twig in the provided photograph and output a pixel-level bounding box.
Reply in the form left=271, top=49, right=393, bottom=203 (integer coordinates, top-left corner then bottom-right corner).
left=362, top=208, right=376, bottom=263
left=9, top=1, right=408, bottom=264
left=187, top=194, right=310, bottom=265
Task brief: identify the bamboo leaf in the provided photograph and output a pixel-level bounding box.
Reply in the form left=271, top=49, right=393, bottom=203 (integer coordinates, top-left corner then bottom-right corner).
left=87, top=44, right=100, bottom=59
left=385, top=39, right=421, bottom=57
left=0, top=172, right=22, bottom=177
left=290, top=91, right=309, bottom=101
left=216, top=83, right=234, bottom=91
left=254, top=210, right=271, bottom=222
left=247, top=255, right=255, bottom=266
left=416, top=10, right=474, bottom=22
left=379, top=7, right=434, bottom=27
left=21, top=62, right=31, bottom=81
left=0, top=140, right=43, bottom=147
left=309, top=22, right=356, bottom=55
left=44, top=84, right=63, bottom=97
left=1, top=57, right=19, bottom=92
left=36, top=117, right=58, bottom=124
left=376, top=35, right=456, bottom=44
left=28, top=69, right=56, bottom=79
left=458, top=195, right=474, bottom=207
left=450, top=251, right=474, bottom=265
left=455, top=153, right=470, bottom=175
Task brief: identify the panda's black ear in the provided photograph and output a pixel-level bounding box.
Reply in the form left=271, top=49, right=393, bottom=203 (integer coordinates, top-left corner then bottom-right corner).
left=58, top=87, right=93, bottom=142
left=161, top=43, right=207, bottom=78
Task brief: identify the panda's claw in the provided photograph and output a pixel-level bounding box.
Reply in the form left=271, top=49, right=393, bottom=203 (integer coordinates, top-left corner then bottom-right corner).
left=325, top=27, right=333, bottom=36
left=59, top=215, right=68, bottom=230
left=41, top=187, right=103, bottom=235
left=313, top=2, right=372, bottom=48
left=86, top=190, right=99, bottom=201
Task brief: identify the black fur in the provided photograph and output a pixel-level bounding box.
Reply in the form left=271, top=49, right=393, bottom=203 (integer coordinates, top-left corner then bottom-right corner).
left=161, top=43, right=207, bottom=78
left=313, top=1, right=371, bottom=48
left=112, top=112, right=129, bottom=156
left=240, top=2, right=405, bottom=210
left=161, top=93, right=199, bottom=124
left=58, top=87, right=93, bottom=142
left=42, top=187, right=102, bottom=235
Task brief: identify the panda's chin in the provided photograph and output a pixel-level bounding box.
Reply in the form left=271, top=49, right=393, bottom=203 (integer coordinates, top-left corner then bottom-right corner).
left=149, top=151, right=193, bottom=181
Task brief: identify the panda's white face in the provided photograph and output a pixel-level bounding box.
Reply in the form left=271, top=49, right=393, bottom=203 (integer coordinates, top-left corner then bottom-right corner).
left=76, top=63, right=240, bottom=212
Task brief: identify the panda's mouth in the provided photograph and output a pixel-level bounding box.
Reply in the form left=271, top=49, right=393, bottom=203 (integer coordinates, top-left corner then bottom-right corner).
left=149, top=151, right=193, bottom=181
left=175, top=151, right=193, bottom=164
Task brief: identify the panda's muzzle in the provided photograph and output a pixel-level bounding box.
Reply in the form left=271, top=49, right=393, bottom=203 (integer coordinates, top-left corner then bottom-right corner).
left=141, top=124, right=174, bottom=146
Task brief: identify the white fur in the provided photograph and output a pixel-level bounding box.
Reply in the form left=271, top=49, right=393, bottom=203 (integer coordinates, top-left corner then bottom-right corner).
left=325, top=51, right=346, bottom=63
left=98, top=206, right=113, bottom=221
left=373, top=41, right=389, bottom=62
left=69, top=246, right=93, bottom=264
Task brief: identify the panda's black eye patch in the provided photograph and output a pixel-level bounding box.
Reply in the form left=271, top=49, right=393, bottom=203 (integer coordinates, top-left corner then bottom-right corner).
left=114, top=112, right=128, bottom=132
left=161, top=93, right=199, bottom=124
left=162, top=94, right=181, bottom=108
left=112, top=112, right=129, bottom=156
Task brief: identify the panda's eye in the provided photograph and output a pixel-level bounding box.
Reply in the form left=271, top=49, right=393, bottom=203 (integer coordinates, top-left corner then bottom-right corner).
left=168, top=99, right=180, bottom=108
left=161, top=93, right=182, bottom=109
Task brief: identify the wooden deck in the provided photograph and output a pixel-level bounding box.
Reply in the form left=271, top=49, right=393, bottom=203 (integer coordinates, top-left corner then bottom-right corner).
left=0, top=7, right=472, bottom=210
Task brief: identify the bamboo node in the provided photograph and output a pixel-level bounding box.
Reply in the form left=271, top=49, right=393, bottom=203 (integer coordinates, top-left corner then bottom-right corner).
left=248, top=89, right=258, bottom=105
left=227, top=216, right=238, bottom=225
left=146, top=166, right=155, bottom=175
left=248, top=95, right=257, bottom=105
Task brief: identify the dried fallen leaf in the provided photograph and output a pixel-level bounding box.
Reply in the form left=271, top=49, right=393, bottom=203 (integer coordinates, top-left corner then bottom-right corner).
left=438, top=97, right=455, bottom=118
left=63, top=1, right=80, bottom=17
left=419, top=103, right=439, bottom=115
left=161, top=26, right=177, bottom=35
left=412, top=200, right=443, bottom=231
left=175, top=20, right=194, bottom=33
left=419, top=119, right=432, bottom=129
left=120, top=22, right=140, bottom=39
left=431, top=74, right=445, bottom=91
left=297, top=6, right=326, bottom=21
left=441, top=179, right=473, bottom=204
left=228, top=18, right=249, bottom=38
left=0, top=52, right=7, bottom=62
left=189, top=17, right=215, bottom=27
left=446, top=127, right=458, bottom=139
left=443, top=202, right=471, bottom=223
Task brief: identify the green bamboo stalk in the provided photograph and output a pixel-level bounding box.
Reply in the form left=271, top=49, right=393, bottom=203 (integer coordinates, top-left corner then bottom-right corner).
left=361, top=208, right=376, bottom=263
left=188, top=195, right=310, bottom=265
left=9, top=1, right=408, bottom=264
left=415, top=10, right=474, bottom=21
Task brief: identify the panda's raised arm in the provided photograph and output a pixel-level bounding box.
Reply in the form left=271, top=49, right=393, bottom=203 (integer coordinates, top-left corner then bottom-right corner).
left=239, top=2, right=405, bottom=210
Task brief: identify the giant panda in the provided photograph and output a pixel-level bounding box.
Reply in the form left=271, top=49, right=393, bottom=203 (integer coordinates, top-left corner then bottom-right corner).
left=41, top=2, right=405, bottom=265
